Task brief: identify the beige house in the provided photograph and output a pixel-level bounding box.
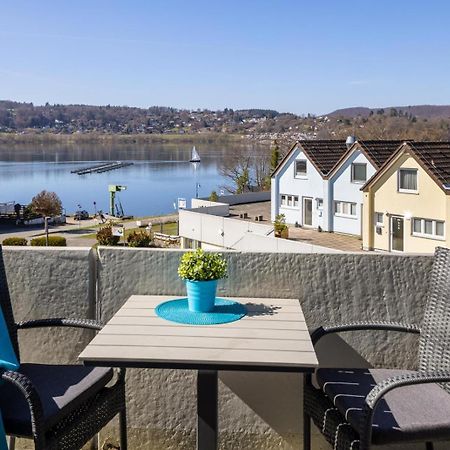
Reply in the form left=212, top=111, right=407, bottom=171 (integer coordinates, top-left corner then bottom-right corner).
left=362, top=141, right=450, bottom=253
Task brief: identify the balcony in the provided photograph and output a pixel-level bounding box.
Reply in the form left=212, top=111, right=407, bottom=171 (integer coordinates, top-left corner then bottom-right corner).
left=2, top=246, right=434, bottom=449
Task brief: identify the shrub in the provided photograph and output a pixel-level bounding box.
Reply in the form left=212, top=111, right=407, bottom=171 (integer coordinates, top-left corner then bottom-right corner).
left=2, top=237, right=28, bottom=246
left=127, top=230, right=152, bottom=247
left=96, top=224, right=120, bottom=246
left=178, top=248, right=227, bottom=281
left=209, top=191, right=219, bottom=202
left=274, top=214, right=288, bottom=238
left=30, top=236, right=67, bottom=246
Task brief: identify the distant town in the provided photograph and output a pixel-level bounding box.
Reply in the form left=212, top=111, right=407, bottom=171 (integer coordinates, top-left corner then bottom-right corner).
left=2, top=100, right=450, bottom=143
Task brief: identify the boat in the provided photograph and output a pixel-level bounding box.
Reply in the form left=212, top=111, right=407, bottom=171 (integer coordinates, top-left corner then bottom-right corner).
left=189, top=146, right=201, bottom=163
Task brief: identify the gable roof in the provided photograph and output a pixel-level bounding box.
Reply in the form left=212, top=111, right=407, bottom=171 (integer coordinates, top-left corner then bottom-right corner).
left=357, top=140, right=406, bottom=167
left=271, top=140, right=348, bottom=178
left=362, top=141, right=450, bottom=193
left=327, top=140, right=405, bottom=179
left=408, top=142, right=450, bottom=187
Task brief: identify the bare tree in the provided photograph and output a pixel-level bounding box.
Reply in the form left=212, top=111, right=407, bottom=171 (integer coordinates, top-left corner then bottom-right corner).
left=219, top=146, right=270, bottom=193
left=30, top=190, right=63, bottom=217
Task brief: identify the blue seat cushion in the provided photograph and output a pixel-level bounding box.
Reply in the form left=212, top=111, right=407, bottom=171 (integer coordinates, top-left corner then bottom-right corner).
left=316, top=368, right=450, bottom=444
left=0, top=363, right=113, bottom=437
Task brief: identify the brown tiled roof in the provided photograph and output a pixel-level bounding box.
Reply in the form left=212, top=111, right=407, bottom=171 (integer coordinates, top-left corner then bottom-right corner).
left=298, top=140, right=348, bottom=175
left=358, top=140, right=405, bottom=168
left=407, top=142, right=450, bottom=187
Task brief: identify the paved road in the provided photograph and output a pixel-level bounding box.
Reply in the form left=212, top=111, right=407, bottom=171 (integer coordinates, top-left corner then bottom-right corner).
left=0, top=213, right=179, bottom=246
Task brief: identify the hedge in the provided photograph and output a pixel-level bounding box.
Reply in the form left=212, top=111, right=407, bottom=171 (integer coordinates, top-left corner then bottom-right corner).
left=2, top=237, right=28, bottom=246
left=30, top=236, right=67, bottom=247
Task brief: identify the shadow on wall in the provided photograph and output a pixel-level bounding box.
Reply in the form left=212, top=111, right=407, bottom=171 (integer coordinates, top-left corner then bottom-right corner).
left=220, top=333, right=371, bottom=440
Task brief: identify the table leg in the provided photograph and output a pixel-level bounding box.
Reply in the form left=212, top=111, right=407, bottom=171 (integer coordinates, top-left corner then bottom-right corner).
left=197, top=370, right=218, bottom=450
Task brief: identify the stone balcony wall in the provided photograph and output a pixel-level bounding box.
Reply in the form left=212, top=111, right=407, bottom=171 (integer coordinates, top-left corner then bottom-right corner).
left=3, top=247, right=434, bottom=449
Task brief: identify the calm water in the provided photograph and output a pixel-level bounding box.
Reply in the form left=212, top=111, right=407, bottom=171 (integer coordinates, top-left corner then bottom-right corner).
left=0, top=141, right=265, bottom=216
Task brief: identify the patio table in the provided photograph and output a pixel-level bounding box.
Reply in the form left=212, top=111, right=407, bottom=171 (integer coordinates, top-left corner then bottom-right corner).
left=79, top=295, right=318, bottom=450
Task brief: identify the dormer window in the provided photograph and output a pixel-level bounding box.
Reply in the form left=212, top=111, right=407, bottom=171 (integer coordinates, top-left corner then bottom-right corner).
left=295, top=160, right=307, bottom=177
left=398, top=169, right=418, bottom=193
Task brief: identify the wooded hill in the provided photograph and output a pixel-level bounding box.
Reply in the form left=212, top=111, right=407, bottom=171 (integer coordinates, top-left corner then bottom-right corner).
left=2, top=100, right=450, bottom=141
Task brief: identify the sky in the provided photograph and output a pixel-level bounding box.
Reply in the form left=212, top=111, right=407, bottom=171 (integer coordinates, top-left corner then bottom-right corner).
left=1, top=0, right=450, bottom=114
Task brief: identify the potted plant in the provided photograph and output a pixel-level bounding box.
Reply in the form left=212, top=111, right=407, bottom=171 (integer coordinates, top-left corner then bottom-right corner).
left=274, top=214, right=289, bottom=238
left=178, top=248, right=227, bottom=312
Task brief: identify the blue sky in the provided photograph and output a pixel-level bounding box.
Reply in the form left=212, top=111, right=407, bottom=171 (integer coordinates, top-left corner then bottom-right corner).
left=1, top=0, right=449, bottom=114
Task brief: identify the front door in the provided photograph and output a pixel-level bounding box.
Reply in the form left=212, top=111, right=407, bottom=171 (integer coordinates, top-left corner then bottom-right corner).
left=391, top=216, right=404, bottom=252
left=303, top=197, right=313, bottom=227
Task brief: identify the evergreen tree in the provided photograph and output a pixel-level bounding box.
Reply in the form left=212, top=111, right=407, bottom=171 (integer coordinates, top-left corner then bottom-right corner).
left=270, top=140, right=280, bottom=171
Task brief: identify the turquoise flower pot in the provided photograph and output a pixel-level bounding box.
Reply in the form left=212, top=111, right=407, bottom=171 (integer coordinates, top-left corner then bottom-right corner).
left=185, top=279, right=218, bottom=312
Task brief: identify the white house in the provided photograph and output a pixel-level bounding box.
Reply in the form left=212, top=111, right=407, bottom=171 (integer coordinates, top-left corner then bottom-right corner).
left=271, top=139, right=403, bottom=236
left=326, top=140, right=404, bottom=235
left=271, top=140, right=349, bottom=230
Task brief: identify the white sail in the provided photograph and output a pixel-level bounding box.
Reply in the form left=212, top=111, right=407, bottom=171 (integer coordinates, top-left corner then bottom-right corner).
left=190, top=146, right=201, bottom=162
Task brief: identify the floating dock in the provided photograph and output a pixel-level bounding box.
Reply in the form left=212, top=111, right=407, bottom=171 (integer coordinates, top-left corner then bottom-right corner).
left=71, top=161, right=134, bottom=175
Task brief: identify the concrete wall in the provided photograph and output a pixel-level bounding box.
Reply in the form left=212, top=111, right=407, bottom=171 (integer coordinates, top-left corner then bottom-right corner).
left=3, top=247, right=96, bottom=364
left=3, top=246, right=436, bottom=449
left=179, top=208, right=273, bottom=250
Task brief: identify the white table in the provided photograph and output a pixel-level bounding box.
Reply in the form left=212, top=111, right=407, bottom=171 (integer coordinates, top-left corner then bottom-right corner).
left=79, top=295, right=318, bottom=450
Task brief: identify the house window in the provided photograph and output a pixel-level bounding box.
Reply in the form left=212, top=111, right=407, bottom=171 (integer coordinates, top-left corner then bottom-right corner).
left=351, top=163, right=367, bottom=183
left=280, top=194, right=299, bottom=209
left=316, top=198, right=323, bottom=210
left=375, top=212, right=384, bottom=226
left=334, top=201, right=357, bottom=217
left=398, top=169, right=418, bottom=192
left=295, top=160, right=307, bottom=177
left=412, top=218, right=445, bottom=239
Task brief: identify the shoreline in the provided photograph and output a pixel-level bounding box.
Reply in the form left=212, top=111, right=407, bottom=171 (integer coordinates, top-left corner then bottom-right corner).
left=0, top=132, right=246, bottom=146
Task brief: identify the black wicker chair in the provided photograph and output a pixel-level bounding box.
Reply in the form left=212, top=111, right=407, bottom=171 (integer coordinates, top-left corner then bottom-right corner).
left=0, top=246, right=127, bottom=450
left=304, top=246, right=450, bottom=450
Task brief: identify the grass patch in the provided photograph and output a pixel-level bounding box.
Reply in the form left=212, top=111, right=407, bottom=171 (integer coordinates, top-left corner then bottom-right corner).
left=78, top=222, right=178, bottom=241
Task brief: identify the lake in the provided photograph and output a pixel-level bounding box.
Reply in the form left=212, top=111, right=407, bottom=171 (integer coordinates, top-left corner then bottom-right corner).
left=0, top=140, right=266, bottom=217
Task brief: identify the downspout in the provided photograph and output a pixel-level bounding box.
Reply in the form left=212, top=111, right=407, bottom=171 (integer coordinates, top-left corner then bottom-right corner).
left=366, top=187, right=374, bottom=250
left=271, top=177, right=278, bottom=222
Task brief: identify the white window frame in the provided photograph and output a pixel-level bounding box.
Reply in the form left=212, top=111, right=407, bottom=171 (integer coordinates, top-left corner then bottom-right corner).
left=280, top=194, right=299, bottom=210
left=374, top=212, right=384, bottom=227
left=351, top=163, right=367, bottom=184
left=398, top=168, right=419, bottom=194
left=411, top=217, right=445, bottom=240
left=334, top=201, right=358, bottom=219
left=294, top=160, right=307, bottom=178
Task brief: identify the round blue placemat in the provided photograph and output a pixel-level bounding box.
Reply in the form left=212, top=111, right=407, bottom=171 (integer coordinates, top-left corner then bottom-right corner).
left=155, top=298, right=247, bottom=325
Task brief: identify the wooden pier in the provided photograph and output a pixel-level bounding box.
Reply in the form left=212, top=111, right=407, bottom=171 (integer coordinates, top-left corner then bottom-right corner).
left=71, top=161, right=134, bottom=175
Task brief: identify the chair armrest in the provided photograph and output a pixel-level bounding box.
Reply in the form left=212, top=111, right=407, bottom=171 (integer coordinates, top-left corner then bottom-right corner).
left=17, top=318, right=103, bottom=331
left=1, top=369, right=45, bottom=441
left=365, top=370, right=450, bottom=409
left=311, top=321, right=420, bottom=345
left=358, top=371, right=450, bottom=447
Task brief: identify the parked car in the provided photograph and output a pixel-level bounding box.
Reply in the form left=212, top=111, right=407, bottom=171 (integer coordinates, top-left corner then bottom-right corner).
left=74, top=210, right=89, bottom=220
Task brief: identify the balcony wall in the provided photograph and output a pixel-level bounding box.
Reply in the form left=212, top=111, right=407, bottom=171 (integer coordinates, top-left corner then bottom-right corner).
left=3, top=246, right=434, bottom=449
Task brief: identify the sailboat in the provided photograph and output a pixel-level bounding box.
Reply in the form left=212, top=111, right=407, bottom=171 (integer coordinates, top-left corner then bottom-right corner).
left=189, top=146, right=201, bottom=163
